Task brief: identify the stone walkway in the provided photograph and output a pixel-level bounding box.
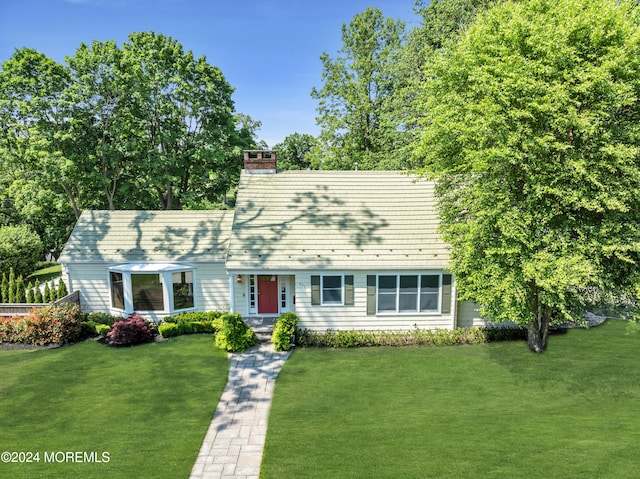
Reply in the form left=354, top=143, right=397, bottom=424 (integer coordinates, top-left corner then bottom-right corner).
left=189, top=342, right=291, bottom=479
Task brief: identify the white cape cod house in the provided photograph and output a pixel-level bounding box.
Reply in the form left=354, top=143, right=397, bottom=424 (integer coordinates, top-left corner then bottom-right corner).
left=59, top=151, right=483, bottom=330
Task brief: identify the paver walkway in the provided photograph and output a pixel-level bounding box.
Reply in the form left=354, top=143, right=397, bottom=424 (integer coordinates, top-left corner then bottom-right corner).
left=190, top=342, right=291, bottom=479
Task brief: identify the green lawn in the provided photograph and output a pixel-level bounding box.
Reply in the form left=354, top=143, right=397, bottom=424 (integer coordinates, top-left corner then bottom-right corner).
left=27, top=262, right=62, bottom=283
left=262, top=320, right=640, bottom=479
left=0, top=336, right=228, bottom=479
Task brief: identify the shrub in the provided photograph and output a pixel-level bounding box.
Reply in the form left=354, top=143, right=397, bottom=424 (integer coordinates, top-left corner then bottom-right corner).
left=158, top=323, right=180, bottom=338
left=272, top=312, right=299, bottom=351
left=213, top=313, right=257, bottom=352
left=0, top=225, right=43, bottom=278
left=0, top=303, right=82, bottom=346
left=95, top=324, right=111, bottom=337
left=106, top=313, right=156, bottom=346
left=161, top=311, right=220, bottom=336
left=82, top=320, right=99, bottom=336
left=43, top=282, right=51, bottom=304
left=33, top=282, right=43, bottom=303
left=166, top=311, right=222, bottom=323
left=26, top=281, right=34, bottom=303
left=85, top=312, right=122, bottom=326
left=1, top=273, right=7, bottom=303
left=56, top=279, right=68, bottom=299
left=15, top=275, right=25, bottom=303
left=296, top=326, right=491, bottom=348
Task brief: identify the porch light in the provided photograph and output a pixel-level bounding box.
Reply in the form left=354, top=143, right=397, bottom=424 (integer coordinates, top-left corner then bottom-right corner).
left=236, top=275, right=243, bottom=283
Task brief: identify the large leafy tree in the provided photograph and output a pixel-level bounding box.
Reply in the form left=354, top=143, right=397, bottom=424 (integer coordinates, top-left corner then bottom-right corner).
left=273, top=133, right=316, bottom=170
left=65, top=40, right=139, bottom=211
left=0, top=48, right=78, bottom=252
left=400, top=0, right=496, bottom=167
left=119, top=32, right=240, bottom=210
left=415, top=0, right=640, bottom=352
left=310, top=7, right=406, bottom=170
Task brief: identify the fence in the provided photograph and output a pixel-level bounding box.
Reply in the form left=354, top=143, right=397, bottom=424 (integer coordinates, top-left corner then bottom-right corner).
left=0, top=290, right=80, bottom=317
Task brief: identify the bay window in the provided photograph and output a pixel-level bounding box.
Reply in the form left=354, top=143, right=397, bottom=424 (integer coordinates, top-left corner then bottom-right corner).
left=108, top=264, right=195, bottom=315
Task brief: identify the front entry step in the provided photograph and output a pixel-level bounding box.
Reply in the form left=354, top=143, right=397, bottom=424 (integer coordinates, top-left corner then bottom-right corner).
left=244, top=316, right=277, bottom=343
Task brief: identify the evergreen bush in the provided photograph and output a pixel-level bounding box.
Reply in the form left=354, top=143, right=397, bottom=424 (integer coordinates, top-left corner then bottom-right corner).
left=1, top=273, right=7, bottom=302
left=15, top=275, right=25, bottom=303
left=56, top=279, right=68, bottom=299
left=8, top=268, right=15, bottom=303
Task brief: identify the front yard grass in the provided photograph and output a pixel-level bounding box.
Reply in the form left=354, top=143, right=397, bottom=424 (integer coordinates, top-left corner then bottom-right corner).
left=0, top=335, right=228, bottom=479
left=262, top=320, right=640, bottom=478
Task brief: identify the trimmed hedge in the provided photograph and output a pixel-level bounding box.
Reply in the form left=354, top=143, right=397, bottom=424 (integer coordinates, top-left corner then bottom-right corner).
left=0, top=303, right=83, bottom=346
left=296, top=327, right=491, bottom=348
left=165, top=311, right=222, bottom=323
left=158, top=311, right=221, bottom=338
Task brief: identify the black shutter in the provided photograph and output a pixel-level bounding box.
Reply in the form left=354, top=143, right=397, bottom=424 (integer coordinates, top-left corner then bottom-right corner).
left=344, top=275, right=354, bottom=305
left=311, top=275, right=320, bottom=305
left=441, top=274, right=452, bottom=314
left=366, top=275, right=376, bottom=315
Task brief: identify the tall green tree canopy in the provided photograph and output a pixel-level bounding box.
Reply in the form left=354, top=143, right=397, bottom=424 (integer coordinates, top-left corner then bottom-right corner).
left=0, top=32, right=259, bottom=256
left=310, top=7, right=406, bottom=170
left=414, top=0, right=640, bottom=352
left=272, top=132, right=316, bottom=170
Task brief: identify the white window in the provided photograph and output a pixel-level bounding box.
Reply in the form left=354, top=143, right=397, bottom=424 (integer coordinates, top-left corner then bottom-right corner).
left=377, top=274, right=441, bottom=314
left=108, top=264, right=196, bottom=314
left=322, top=275, right=343, bottom=305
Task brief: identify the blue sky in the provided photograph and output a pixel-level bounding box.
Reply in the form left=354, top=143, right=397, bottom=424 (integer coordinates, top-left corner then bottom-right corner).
left=0, top=0, right=422, bottom=147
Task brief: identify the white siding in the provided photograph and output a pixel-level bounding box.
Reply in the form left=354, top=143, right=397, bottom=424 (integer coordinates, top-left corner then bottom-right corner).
left=66, top=263, right=111, bottom=315
left=65, top=261, right=229, bottom=320
left=194, top=263, right=230, bottom=313
left=456, top=301, right=488, bottom=328
left=294, top=270, right=456, bottom=331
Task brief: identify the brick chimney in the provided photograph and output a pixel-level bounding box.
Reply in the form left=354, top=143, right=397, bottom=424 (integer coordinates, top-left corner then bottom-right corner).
left=243, top=150, right=277, bottom=174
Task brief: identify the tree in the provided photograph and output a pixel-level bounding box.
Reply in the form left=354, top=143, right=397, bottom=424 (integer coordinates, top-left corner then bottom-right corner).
left=272, top=133, right=316, bottom=170
left=414, top=0, right=640, bottom=352
left=311, top=7, right=406, bottom=170
left=119, top=32, right=239, bottom=210
left=0, top=49, right=85, bottom=218
left=389, top=0, right=497, bottom=170
left=64, top=40, right=134, bottom=211
left=0, top=225, right=43, bottom=277
left=413, top=0, right=496, bottom=52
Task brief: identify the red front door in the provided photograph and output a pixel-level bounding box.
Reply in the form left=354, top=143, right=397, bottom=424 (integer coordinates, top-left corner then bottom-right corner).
left=258, top=275, right=279, bottom=314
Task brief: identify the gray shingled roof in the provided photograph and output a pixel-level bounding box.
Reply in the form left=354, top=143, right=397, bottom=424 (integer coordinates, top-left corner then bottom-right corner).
left=59, top=210, right=233, bottom=263
left=225, top=170, right=450, bottom=270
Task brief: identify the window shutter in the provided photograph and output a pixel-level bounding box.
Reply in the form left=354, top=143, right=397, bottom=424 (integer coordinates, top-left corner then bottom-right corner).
left=344, top=275, right=354, bottom=306
left=441, top=274, right=452, bottom=314
left=366, top=275, right=376, bottom=315
left=311, top=275, right=320, bottom=305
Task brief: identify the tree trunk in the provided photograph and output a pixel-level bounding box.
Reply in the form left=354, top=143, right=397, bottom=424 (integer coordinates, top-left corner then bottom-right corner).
left=62, top=183, right=82, bottom=220
left=527, top=304, right=551, bottom=353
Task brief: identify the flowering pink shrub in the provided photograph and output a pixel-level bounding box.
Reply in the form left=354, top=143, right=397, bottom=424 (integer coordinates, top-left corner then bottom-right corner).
left=105, top=313, right=156, bottom=346
left=0, top=304, right=82, bottom=346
